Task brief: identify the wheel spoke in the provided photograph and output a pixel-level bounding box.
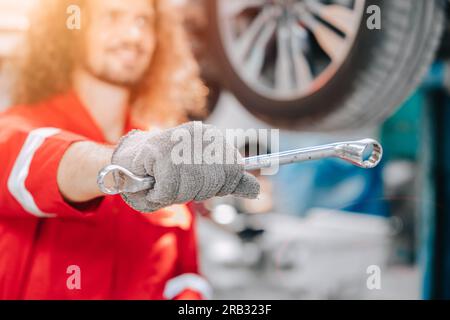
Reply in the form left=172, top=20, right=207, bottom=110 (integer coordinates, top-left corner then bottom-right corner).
left=244, top=20, right=277, bottom=78
left=304, top=1, right=358, bottom=36
left=290, top=25, right=313, bottom=90
left=298, top=11, right=346, bottom=61
left=275, top=23, right=293, bottom=91
left=236, top=8, right=278, bottom=63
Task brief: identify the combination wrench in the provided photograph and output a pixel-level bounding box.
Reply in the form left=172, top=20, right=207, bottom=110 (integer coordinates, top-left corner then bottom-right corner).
left=97, top=138, right=383, bottom=196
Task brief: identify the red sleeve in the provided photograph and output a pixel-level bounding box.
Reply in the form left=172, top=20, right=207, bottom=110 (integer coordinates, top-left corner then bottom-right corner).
left=0, top=115, right=102, bottom=218
left=164, top=209, right=213, bottom=300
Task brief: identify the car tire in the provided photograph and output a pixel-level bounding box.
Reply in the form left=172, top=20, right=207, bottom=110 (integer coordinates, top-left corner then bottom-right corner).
left=207, top=0, right=447, bottom=131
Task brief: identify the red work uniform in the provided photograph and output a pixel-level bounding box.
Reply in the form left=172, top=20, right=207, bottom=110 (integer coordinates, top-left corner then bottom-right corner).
left=0, top=91, right=211, bottom=300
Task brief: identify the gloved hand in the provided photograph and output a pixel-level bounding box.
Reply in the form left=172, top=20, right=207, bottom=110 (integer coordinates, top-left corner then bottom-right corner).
left=111, top=121, right=260, bottom=212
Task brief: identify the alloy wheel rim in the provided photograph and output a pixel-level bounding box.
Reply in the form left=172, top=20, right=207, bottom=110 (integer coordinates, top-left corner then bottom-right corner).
left=217, top=0, right=366, bottom=101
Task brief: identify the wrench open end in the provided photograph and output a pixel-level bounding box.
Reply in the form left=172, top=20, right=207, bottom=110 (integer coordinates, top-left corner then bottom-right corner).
left=334, top=139, right=383, bottom=169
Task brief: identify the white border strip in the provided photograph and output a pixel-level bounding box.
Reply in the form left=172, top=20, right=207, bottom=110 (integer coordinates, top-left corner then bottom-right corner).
left=7, top=127, right=60, bottom=218
left=164, top=273, right=213, bottom=300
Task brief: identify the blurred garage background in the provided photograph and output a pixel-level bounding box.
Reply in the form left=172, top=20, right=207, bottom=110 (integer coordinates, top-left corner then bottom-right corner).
left=1, top=0, right=450, bottom=299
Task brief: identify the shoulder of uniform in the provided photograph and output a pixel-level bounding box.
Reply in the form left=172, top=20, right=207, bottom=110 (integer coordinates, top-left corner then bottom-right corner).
left=0, top=94, right=66, bottom=126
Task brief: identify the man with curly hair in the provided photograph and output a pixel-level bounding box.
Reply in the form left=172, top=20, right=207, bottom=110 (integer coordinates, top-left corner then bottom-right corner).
left=0, top=0, right=259, bottom=299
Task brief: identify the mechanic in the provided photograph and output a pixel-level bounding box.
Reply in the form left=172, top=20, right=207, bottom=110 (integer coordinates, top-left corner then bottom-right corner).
left=0, top=0, right=259, bottom=299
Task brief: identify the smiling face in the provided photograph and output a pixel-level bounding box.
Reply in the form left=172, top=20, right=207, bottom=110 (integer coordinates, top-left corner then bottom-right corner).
left=81, top=0, right=156, bottom=87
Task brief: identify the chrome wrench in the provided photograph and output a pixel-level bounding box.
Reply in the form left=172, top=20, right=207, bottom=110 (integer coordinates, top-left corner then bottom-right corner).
left=97, top=138, right=383, bottom=195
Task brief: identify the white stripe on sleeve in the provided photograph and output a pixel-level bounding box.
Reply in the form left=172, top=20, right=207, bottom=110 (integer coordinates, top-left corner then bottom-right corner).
left=164, top=273, right=213, bottom=300
left=7, top=127, right=61, bottom=218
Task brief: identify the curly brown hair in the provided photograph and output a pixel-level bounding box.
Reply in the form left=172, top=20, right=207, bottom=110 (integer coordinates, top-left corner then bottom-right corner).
left=13, top=0, right=208, bottom=128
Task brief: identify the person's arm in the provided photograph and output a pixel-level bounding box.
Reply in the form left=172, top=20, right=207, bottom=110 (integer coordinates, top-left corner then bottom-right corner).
left=1, top=118, right=259, bottom=218
left=57, top=141, right=114, bottom=203
left=0, top=114, right=108, bottom=218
